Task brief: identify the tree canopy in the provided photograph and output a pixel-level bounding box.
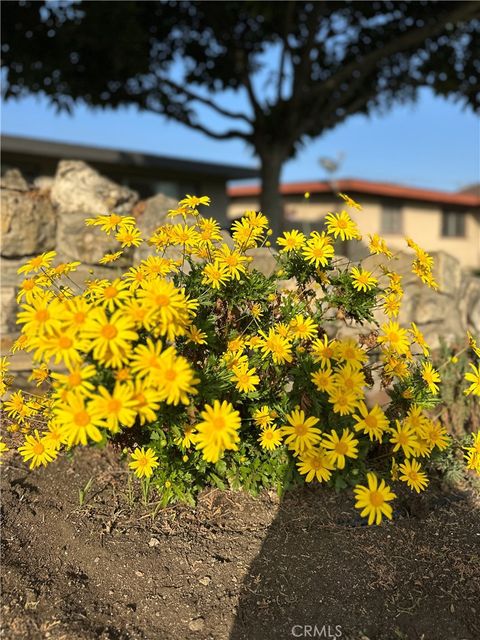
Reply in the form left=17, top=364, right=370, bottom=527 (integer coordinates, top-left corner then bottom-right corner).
left=2, top=1, right=479, bottom=231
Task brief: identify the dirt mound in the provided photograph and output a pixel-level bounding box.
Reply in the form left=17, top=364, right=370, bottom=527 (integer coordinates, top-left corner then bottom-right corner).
left=1, top=447, right=479, bottom=640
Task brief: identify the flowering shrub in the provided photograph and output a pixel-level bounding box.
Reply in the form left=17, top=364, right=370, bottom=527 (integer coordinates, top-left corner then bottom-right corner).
left=1, top=193, right=479, bottom=524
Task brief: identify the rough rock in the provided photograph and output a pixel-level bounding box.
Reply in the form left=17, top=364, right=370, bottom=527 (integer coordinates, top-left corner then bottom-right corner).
left=219, top=229, right=235, bottom=248
left=0, top=287, right=18, bottom=335
left=432, top=252, right=462, bottom=296
left=56, top=213, right=134, bottom=266
left=459, top=276, right=480, bottom=334
left=52, top=161, right=137, bottom=265
left=411, top=291, right=448, bottom=326
left=51, top=160, right=138, bottom=216
left=0, top=169, right=29, bottom=191
left=0, top=257, right=27, bottom=288
left=188, top=618, right=205, bottom=632
left=1, top=179, right=57, bottom=258
left=133, top=193, right=177, bottom=262
left=247, top=248, right=277, bottom=276
left=33, top=176, right=54, bottom=191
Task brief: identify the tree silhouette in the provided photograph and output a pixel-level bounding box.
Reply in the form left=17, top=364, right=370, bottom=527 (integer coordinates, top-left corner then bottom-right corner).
left=2, top=1, right=479, bottom=233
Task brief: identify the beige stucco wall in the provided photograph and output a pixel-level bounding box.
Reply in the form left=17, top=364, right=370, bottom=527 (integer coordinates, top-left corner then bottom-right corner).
left=228, top=196, right=480, bottom=270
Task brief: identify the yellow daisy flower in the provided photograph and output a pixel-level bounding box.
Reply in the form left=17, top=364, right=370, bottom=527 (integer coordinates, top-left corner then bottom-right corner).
left=129, top=447, right=159, bottom=478
left=231, top=363, right=260, bottom=394
left=18, top=430, right=58, bottom=469
left=399, top=459, right=429, bottom=493
left=89, top=384, right=137, bottom=432
left=350, top=267, right=377, bottom=292
left=276, top=230, right=306, bottom=252
left=389, top=421, right=418, bottom=458
left=258, top=328, right=293, bottom=365
left=421, top=362, right=441, bottom=395
left=353, top=402, right=389, bottom=442
left=127, top=380, right=162, bottom=425
left=202, top=260, right=230, bottom=289
left=322, top=428, right=359, bottom=469
left=258, top=426, right=283, bottom=451
left=289, top=315, right=318, bottom=340
left=253, top=406, right=277, bottom=429
left=467, top=332, right=480, bottom=358
left=194, top=400, right=241, bottom=463
left=302, top=232, right=334, bottom=268
left=174, top=424, right=197, bottom=449
left=152, top=347, right=199, bottom=406
left=377, top=321, right=410, bottom=356
left=368, top=233, right=392, bottom=258
left=311, top=365, right=335, bottom=394
left=335, top=339, right=368, bottom=368
left=421, top=420, right=450, bottom=451
left=114, top=224, right=142, bottom=248
left=324, top=210, right=360, bottom=241
left=0, top=440, right=9, bottom=464
left=354, top=472, right=396, bottom=525
left=16, top=296, right=63, bottom=337
left=83, top=308, right=137, bottom=366
left=17, top=250, right=57, bottom=275
left=16, top=277, right=46, bottom=304
left=333, top=363, right=366, bottom=399
left=327, top=387, right=358, bottom=416
left=409, top=322, right=430, bottom=356
left=55, top=394, right=106, bottom=446
left=185, top=325, right=208, bottom=345
left=338, top=193, right=363, bottom=211
left=215, top=245, right=248, bottom=280
left=464, top=362, right=480, bottom=396
left=381, top=293, right=401, bottom=318
left=281, top=408, right=322, bottom=453
left=85, top=213, right=135, bottom=234
left=179, top=194, right=210, bottom=208
left=297, top=447, right=335, bottom=482
left=99, top=251, right=124, bottom=264
left=95, top=278, right=131, bottom=311
left=51, top=364, right=97, bottom=397
left=310, top=335, right=338, bottom=366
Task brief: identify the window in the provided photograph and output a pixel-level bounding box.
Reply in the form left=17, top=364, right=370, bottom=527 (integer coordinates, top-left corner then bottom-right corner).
left=442, top=210, right=465, bottom=237
left=381, top=204, right=403, bottom=234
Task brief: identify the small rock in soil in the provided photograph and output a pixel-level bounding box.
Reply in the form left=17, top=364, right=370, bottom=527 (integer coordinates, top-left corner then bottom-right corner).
left=189, top=617, right=205, bottom=632
left=148, top=537, right=160, bottom=547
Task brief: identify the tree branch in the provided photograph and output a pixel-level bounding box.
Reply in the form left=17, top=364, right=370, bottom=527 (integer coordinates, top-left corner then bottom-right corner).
left=321, top=1, right=480, bottom=96
left=233, top=47, right=264, bottom=118
left=158, top=77, right=252, bottom=124
left=182, top=119, right=249, bottom=141
left=145, top=96, right=250, bottom=141
left=244, top=71, right=263, bottom=117
left=276, top=0, right=295, bottom=102
left=287, top=3, right=326, bottom=133
left=287, top=1, right=479, bottom=148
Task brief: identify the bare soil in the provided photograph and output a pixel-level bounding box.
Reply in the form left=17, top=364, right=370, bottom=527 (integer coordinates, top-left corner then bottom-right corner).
left=1, top=446, right=479, bottom=640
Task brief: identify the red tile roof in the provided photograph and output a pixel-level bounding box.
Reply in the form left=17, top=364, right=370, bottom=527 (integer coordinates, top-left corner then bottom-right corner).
left=229, top=178, right=480, bottom=207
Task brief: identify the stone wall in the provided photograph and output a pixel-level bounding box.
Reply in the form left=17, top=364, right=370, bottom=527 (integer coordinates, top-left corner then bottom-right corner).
left=1, top=162, right=177, bottom=339
left=1, top=162, right=480, bottom=352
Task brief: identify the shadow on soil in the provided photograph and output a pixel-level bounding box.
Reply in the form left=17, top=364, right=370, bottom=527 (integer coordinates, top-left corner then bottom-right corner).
left=230, top=484, right=480, bottom=640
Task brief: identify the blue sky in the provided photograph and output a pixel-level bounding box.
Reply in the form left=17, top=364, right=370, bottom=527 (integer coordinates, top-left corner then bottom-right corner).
left=2, top=88, right=479, bottom=191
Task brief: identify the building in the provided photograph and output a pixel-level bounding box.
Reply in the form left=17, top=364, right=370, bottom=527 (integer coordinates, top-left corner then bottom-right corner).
left=229, top=178, right=480, bottom=270
left=1, top=135, right=259, bottom=224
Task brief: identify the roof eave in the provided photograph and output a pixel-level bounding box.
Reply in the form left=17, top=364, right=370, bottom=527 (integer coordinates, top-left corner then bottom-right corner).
left=1, top=135, right=260, bottom=180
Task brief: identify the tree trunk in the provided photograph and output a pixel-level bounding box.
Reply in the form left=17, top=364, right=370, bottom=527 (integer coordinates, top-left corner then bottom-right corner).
left=259, top=151, right=285, bottom=239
